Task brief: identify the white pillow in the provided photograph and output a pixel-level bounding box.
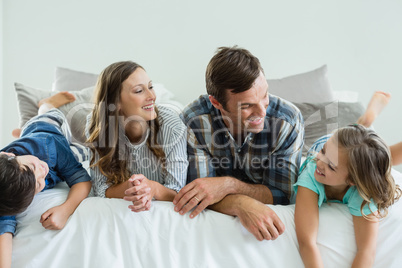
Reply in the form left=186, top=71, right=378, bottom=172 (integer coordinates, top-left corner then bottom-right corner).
left=14, top=82, right=94, bottom=145
left=52, top=67, right=99, bottom=91
left=267, top=65, right=334, bottom=103
left=332, top=90, right=359, bottom=103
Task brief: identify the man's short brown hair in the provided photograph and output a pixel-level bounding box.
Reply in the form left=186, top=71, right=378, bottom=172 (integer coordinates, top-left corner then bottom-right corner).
left=205, top=46, right=264, bottom=109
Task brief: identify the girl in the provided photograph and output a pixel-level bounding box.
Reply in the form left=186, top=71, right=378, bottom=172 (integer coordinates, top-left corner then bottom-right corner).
left=86, top=61, right=188, bottom=212
left=294, top=124, right=401, bottom=268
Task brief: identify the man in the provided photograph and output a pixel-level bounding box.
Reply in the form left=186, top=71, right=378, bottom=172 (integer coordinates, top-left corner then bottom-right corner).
left=173, top=46, right=304, bottom=241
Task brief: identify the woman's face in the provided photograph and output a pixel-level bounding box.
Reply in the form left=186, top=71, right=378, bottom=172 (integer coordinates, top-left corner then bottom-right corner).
left=119, top=68, right=157, bottom=122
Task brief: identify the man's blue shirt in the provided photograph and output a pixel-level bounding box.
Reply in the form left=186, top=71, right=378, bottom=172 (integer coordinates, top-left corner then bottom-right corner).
left=181, top=94, right=304, bottom=204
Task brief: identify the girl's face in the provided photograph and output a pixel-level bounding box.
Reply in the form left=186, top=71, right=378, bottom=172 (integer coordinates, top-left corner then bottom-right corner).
left=119, top=68, right=157, bottom=122
left=314, top=136, right=350, bottom=191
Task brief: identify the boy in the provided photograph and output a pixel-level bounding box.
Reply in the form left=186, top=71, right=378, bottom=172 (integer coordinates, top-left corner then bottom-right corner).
left=0, top=92, right=91, bottom=268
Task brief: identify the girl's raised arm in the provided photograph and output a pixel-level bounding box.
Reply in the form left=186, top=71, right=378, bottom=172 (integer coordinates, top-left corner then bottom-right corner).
left=351, top=214, right=379, bottom=268
left=295, top=186, right=323, bottom=268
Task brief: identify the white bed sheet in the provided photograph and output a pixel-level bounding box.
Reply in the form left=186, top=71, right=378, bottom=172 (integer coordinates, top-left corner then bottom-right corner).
left=12, top=170, right=402, bottom=268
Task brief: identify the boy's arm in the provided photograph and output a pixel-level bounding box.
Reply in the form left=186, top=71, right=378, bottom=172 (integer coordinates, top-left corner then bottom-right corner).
left=0, top=233, right=12, bottom=268
left=40, top=181, right=91, bottom=230
left=295, top=186, right=323, bottom=268
left=351, top=214, right=379, bottom=268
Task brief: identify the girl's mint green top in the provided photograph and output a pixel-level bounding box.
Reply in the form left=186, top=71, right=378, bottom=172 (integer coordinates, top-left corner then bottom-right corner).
left=294, top=155, right=377, bottom=217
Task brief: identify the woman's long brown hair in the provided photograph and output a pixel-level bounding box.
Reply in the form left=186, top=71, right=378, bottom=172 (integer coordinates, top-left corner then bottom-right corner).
left=86, top=61, right=166, bottom=186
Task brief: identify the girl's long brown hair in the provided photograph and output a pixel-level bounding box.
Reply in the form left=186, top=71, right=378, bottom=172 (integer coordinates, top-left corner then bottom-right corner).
left=335, top=124, right=401, bottom=219
left=86, top=61, right=165, bottom=186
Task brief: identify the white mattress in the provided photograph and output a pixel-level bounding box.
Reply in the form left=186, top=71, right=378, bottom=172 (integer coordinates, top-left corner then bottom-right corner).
left=12, top=170, right=402, bottom=268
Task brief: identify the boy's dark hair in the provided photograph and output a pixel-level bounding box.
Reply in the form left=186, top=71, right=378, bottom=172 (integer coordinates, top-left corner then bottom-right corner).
left=205, top=46, right=264, bottom=109
left=0, top=154, right=36, bottom=216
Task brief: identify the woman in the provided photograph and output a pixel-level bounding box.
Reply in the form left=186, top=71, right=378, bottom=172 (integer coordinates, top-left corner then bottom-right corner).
left=86, top=61, right=188, bottom=212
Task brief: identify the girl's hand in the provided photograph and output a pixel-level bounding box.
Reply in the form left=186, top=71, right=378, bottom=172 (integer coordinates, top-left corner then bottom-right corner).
left=40, top=205, right=71, bottom=230
left=124, top=174, right=155, bottom=212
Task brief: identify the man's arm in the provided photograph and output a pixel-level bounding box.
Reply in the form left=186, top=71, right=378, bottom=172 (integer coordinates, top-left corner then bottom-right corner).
left=210, top=194, right=284, bottom=241
left=174, top=176, right=273, bottom=218
left=40, top=181, right=91, bottom=229
left=0, top=233, right=12, bottom=268
left=174, top=120, right=276, bottom=214
left=173, top=178, right=285, bottom=241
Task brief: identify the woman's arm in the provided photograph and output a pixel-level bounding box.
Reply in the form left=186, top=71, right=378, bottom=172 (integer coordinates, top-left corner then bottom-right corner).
left=105, top=180, right=131, bottom=198
left=295, top=186, right=323, bottom=268
left=351, top=214, right=379, bottom=268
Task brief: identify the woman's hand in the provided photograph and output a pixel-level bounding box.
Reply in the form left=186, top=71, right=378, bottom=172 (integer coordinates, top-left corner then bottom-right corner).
left=123, top=174, right=155, bottom=212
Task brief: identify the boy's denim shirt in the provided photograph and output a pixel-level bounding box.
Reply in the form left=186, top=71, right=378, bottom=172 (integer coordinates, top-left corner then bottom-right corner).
left=0, top=121, right=91, bottom=236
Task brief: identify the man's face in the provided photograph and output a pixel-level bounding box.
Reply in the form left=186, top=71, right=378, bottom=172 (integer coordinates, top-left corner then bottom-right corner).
left=218, top=72, right=269, bottom=137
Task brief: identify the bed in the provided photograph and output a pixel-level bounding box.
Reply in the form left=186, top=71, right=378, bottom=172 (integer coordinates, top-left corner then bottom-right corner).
left=10, top=65, right=402, bottom=267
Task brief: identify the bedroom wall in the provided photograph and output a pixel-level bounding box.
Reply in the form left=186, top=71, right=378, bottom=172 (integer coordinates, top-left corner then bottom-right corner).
left=0, top=0, right=3, bottom=145
left=2, top=0, right=402, bottom=170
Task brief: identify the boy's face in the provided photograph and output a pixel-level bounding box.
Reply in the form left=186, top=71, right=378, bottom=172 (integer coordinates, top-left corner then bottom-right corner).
left=17, top=155, right=49, bottom=194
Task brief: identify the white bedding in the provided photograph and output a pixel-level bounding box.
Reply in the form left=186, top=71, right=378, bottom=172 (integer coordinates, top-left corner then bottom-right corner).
left=12, top=170, right=402, bottom=268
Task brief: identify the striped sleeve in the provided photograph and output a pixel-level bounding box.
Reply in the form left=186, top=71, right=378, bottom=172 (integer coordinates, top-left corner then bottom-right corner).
left=90, top=153, right=110, bottom=198
left=157, top=105, right=188, bottom=191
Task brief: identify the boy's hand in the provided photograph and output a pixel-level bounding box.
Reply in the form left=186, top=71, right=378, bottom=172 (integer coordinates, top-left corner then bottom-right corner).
left=40, top=205, right=71, bottom=230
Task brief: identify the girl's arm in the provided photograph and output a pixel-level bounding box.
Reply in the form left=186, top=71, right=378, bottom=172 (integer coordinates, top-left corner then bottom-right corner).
left=295, top=186, right=323, bottom=268
left=39, top=181, right=91, bottom=230
left=390, top=141, right=402, bottom=166
left=351, top=214, right=379, bottom=268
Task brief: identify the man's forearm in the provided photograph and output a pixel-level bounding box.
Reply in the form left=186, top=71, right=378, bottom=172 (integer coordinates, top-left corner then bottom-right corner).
left=208, top=194, right=245, bottom=216
left=227, top=177, right=273, bottom=204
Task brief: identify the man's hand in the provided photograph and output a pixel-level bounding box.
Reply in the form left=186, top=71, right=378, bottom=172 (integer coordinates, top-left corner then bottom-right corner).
left=40, top=205, right=71, bottom=230
left=173, top=177, right=233, bottom=218
left=123, top=174, right=153, bottom=212
left=235, top=196, right=285, bottom=241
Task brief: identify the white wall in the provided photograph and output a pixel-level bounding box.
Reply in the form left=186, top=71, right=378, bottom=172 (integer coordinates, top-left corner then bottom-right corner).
left=0, top=0, right=3, bottom=145
left=2, top=0, right=402, bottom=169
